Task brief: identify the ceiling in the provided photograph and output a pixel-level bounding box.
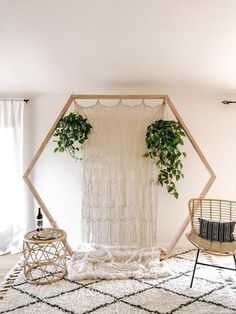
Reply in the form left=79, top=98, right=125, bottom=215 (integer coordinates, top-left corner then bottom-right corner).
left=0, top=0, right=236, bottom=95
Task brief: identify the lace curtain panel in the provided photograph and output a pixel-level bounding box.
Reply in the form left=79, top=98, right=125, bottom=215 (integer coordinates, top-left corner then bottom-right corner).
left=0, top=99, right=24, bottom=254
left=77, top=101, right=164, bottom=247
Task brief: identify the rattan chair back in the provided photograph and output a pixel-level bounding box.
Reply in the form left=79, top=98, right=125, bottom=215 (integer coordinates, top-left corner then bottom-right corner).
left=189, top=198, right=236, bottom=239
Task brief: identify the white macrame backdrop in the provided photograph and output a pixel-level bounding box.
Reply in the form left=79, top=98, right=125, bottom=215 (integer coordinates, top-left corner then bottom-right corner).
left=78, top=101, right=164, bottom=247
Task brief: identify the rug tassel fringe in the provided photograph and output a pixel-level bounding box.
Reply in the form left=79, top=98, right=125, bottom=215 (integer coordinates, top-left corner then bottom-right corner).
left=0, top=261, right=23, bottom=299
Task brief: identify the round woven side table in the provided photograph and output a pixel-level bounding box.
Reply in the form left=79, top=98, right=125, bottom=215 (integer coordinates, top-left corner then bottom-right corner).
left=23, top=228, right=67, bottom=285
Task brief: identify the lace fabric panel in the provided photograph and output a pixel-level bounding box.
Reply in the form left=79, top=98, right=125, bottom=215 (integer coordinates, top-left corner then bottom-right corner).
left=78, top=102, right=164, bottom=247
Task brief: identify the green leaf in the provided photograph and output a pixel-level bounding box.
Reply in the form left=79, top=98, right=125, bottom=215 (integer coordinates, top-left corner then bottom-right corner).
left=168, top=186, right=173, bottom=192
left=176, top=174, right=180, bottom=181
left=144, top=119, right=186, bottom=198
left=53, top=112, right=92, bottom=160
left=174, top=192, right=179, bottom=199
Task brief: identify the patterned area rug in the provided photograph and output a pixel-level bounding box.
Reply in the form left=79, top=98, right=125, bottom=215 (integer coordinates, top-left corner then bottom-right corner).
left=0, top=249, right=236, bottom=314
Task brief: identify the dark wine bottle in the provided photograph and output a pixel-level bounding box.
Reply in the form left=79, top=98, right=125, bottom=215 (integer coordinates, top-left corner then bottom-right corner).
left=36, top=208, right=43, bottom=232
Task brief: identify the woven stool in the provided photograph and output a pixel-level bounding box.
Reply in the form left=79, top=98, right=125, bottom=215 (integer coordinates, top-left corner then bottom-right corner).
left=23, top=228, right=67, bottom=284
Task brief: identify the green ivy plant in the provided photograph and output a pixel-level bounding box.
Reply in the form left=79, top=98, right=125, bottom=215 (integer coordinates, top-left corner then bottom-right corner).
left=53, top=112, right=92, bottom=160
left=144, top=119, right=186, bottom=199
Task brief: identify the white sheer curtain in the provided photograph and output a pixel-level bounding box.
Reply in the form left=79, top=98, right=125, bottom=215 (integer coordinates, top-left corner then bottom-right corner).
left=0, top=99, right=24, bottom=254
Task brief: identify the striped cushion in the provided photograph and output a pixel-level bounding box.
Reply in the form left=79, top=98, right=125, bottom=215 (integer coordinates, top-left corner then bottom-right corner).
left=198, top=218, right=235, bottom=242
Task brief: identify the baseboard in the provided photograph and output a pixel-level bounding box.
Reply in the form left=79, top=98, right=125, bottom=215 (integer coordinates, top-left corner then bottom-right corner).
left=158, top=242, right=195, bottom=250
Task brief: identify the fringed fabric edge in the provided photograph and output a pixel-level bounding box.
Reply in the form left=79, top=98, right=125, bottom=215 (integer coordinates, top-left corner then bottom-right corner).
left=0, top=260, right=23, bottom=299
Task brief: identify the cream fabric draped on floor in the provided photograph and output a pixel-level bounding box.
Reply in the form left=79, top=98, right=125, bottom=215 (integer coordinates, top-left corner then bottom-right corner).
left=77, top=101, right=164, bottom=247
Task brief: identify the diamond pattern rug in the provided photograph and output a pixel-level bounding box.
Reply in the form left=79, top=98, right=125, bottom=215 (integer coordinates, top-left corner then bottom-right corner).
left=0, top=249, right=236, bottom=313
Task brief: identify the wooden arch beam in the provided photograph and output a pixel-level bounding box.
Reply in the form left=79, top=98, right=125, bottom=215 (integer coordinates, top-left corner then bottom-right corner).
left=164, top=96, right=216, bottom=257
left=23, top=94, right=216, bottom=257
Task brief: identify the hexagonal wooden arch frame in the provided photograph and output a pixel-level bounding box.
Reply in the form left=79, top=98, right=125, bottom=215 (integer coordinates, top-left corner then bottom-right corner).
left=23, top=94, right=216, bottom=258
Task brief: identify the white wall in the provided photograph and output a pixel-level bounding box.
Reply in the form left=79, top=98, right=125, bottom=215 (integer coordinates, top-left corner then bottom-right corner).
left=25, top=94, right=83, bottom=248
left=25, top=89, right=236, bottom=249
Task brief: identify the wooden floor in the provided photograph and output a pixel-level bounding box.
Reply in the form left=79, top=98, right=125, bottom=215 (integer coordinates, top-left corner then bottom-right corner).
left=0, top=253, right=22, bottom=284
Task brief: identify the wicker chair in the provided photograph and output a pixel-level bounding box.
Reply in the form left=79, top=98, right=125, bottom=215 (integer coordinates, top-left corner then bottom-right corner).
left=186, top=198, right=236, bottom=288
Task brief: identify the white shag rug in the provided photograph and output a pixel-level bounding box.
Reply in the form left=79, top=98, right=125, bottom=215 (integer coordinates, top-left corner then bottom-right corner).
left=0, top=249, right=236, bottom=314
left=211, top=254, right=236, bottom=288
left=68, top=245, right=171, bottom=280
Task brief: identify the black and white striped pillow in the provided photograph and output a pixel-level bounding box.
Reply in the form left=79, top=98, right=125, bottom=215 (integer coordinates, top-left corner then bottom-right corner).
left=198, top=218, right=235, bottom=242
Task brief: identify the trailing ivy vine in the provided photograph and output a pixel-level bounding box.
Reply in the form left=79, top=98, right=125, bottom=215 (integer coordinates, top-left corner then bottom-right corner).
left=144, top=119, right=186, bottom=199
left=53, top=112, right=92, bottom=160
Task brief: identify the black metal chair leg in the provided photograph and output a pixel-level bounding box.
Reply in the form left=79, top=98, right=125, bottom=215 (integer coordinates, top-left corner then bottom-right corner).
left=190, top=249, right=200, bottom=288
left=233, top=255, right=236, bottom=268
